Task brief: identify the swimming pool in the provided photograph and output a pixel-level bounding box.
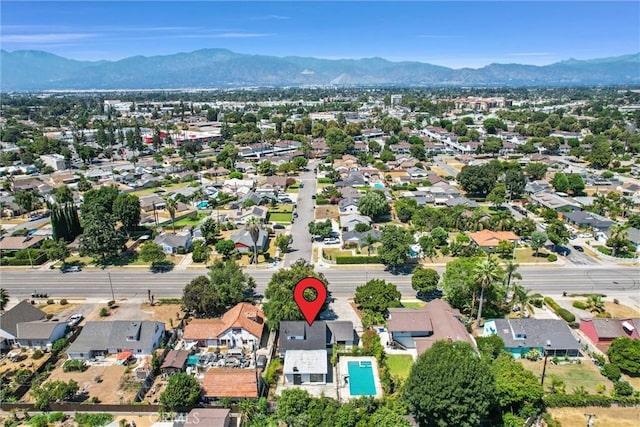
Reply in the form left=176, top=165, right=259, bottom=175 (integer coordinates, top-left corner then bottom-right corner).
left=196, top=201, right=209, bottom=209
left=373, top=182, right=384, bottom=189
left=347, top=361, right=377, bottom=396
left=187, top=355, right=199, bottom=366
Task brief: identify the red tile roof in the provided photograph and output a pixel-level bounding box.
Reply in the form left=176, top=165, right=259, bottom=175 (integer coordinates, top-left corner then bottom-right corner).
left=468, top=230, right=520, bottom=247
left=182, top=303, right=265, bottom=341
left=202, top=368, right=258, bottom=398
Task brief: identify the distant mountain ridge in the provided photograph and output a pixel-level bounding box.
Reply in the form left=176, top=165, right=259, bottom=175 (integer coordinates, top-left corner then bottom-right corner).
left=1, top=49, right=639, bottom=91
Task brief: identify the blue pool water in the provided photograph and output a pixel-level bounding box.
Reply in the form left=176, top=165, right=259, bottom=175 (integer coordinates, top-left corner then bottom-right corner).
left=187, top=355, right=199, bottom=366
left=373, top=182, right=384, bottom=189
left=347, top=361, right=377, bottom=396
left=196, top=201, right=209, bottom=209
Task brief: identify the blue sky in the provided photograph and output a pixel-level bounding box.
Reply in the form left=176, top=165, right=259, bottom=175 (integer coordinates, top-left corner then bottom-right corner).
left=1, top=1, right=639, bottom=68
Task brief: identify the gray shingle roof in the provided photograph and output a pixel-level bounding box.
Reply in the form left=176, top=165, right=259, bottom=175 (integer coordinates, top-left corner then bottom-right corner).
left=16, top=321, right=65, bottom=340
left=0, top=300, right=45, bottom=337
left=326, top=321, right=355, bottom=344
left=67, top=320, right=164, bottom=355
left=491, top=319, right=580, bottom=351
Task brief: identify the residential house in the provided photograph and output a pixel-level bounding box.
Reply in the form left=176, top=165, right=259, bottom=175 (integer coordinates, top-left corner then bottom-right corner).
left=338, top=198, right=360, bottom=215
left=221, top=178, right=255, bottom=196
left=139, top=194, right=166, bottom=212
left=0, top=300, right=46, bottom=350
left=530, top=191, right=579, bottom=212
left=445, top=197, right=478, bottom=208
left=67, top=320, right=165, bottom=360
left=182, top=303, right=266, bottom=349
left=340, top=214, right=372, bottom=232
left=180, top=408, right=231, bottom=427
left=339, top=187, right=361, bottom=200
left=235, top=162, right=257, bottom=174
left=160, top=349, right=190, bottom=374
left=284, top=349, right=328, bottom=385
left=154, top=232, right=193, bottom=255
left=468, top=230, right=520, bottom=251
left=342, top=229, right=382, bottom=249
left=14, top=321, right=68, bottom=350
left=229, top=206, right=268, bottom=224
left=278, top=321, right=354, bottom=386
left=0, top=196, right=26, bottom=218
left=11, top=178, right=42, bottom=192
left=202, top=368, right=261, bottom=400
left=579, top=318, right=640, bottom=351
left=386, top=299, right=474, bottom=355
left=561, top=210, right=614, bottom=232
left=484, top=318, right=581, bottom=358
left=230, top=227, right=269, bottom=254
left=0, top=235, right=46, bottom=255
left=407, top=167, right=429, bottom=179
left=335, top=173, right=367, bottom=188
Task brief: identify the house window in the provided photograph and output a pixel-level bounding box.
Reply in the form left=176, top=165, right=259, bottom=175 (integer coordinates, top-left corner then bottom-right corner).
left=310, top=374, right=324, bottom=383
left=232, top=328, right=242, bottom=334
left=515, top=334, right=526, bottom=339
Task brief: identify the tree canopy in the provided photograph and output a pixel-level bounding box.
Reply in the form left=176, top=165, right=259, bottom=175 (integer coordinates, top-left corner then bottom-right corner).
left=404, top=341, right=496, bottom=427
left=411, top=267, right=440, bottom=294
left=377, top=225, right=413, bottom=270
left=159, top=373, right=201, bottom=410
left=354, top=279, right=401, bottom=316
left=357, top=190, right=390, bottom=221
left=263, top=260, right=329, bottom=330
left=182, top=259, right=255, bottom=317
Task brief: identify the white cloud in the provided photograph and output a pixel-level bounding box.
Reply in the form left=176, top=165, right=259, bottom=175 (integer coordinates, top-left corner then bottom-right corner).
left=0, top=33, right=96, bottom=43
left=251, top=14, right=289, bottom=20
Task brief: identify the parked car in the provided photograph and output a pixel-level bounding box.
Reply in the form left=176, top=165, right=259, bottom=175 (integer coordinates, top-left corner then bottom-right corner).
left=573, top=245, right=584, bottom=252
left=311, top=194, right=316, bottom=199
left=69, top=314, right=83, bottom=327
left=323, top=238, right=340, bottom=245
left=273, top=223, right=285, bottom=229
left=61, top=265, right=81, bottom=273
left=31, top=291, right=48, bottom=298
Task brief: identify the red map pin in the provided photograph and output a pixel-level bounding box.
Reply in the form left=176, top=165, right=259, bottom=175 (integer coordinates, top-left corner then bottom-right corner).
left=294, top=277, right=328, bottom=326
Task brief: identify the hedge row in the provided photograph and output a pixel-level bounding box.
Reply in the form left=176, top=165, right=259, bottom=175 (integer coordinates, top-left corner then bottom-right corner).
left=335, top=256, right=382, bottom=264
left=0, top=252, right=48, bottom=266
left=543, top=393, right=640, bottom=408
left=572, top=301, right=589, bottom=310
left=544, top=297, right=576, bottom=322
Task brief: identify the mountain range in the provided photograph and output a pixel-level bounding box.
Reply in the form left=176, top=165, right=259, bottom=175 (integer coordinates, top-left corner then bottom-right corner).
left=1, top=49, right=639, bottom=91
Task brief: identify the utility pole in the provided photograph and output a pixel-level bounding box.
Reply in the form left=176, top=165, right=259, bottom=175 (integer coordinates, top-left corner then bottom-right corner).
left=107, top=271, right=115, bottom=302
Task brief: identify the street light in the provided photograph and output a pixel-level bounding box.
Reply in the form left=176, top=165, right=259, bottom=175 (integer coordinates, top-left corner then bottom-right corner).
left=107, top=271, right=115, bottom=302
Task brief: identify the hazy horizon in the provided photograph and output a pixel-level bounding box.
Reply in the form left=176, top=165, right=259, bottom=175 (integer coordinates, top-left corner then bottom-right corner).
left=1, top=1, right=639, bottom=68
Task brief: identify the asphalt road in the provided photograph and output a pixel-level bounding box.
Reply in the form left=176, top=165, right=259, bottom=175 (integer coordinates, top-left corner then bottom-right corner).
left=283, top=165, right=316, bottom=267
left=1, top=265, right=638, bottom=300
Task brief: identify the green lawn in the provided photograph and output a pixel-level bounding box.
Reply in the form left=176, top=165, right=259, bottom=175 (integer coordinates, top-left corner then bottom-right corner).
left=386, top=355, right=414, bottom=380
left=518, top=359, right=611, bottom=394
left=268, top=213, right=293, bottom=224
left=166, top=213, right=207, bottom=228
left=269, top=205, right=294, bottom=213
left=401, top=301, right=426, bottom=309
left=286, top=188, right=300, bottom=193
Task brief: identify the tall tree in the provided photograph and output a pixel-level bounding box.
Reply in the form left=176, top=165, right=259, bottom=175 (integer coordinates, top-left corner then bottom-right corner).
left=411, top=267, right=440, bottom=295
left=404, top=341, right=496, bottom=427
left=474, top=257, right=505, bottom=323
left=357, top=190, right=390, bottom=221
left=511, top=284, right=539, bottom=318
left=52, top=185, right=74, bottom=204
left=79, top=204, right=125, bottom=266
left=245, top=216, right=261, bottom=265
left=164, top=197, right=178, bottom=234
left=14, top=189, right=40, bottom=213
left=378, top=225, right=413, bottom=271
left=159, top=373, right=201, bottom=410
left=113, top=193, right=140, bottom=237
left=263, top=260, right=328, bottom=329
left=607, top=223, right=629, bottom=257
left=503, top=259, right=521, bottom=292
left=530, top=231, right=547, bottom=257
left=354, top=279, right=402, bottom=317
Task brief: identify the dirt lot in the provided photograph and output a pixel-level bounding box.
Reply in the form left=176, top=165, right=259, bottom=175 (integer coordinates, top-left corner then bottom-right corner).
left=548, top=407, right=640, bottom=427
left=0, top=349, right=49, bottom=377
left=140, top=303, right=184, bottom=329
left=315, top=205, right=339, bottom=220
left=603, top=301, right=640, bottom=318
left=39, top=302, right=80, bottom=316
left=41, top=358, right=139, bottom=404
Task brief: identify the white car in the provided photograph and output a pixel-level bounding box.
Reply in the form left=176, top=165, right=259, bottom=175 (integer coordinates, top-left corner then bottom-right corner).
left=323, top=238, right=340, bottom=245
left=68, top=314, right=83, bottom=327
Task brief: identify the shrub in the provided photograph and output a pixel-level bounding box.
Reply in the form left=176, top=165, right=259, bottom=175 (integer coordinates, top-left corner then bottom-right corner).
left=596, top=384, right=606, bottom=394
left=52, top=338, right=68, bottom=353
left=531, top=298, right=543, bottom=308
left=59, top=299, right=68, bottom=305
left=63, top=359, right=86, bottom=372
left=614, top=380, right=634, bottom=397
left=596, top=311, right=612, bottom=318
left=525, top=349, right=540, bottom=361
left=107, top=300, right=115, bottom=307
left=46, top=299, right=54, bottom=305
left=547, top=254, right=558, bottom=262
left=572, top=301, right=589, bottom=310
left=99, top=307, right=109, bottom=317
left=614, top=298, right=619, bottom=304
left=335, top=256, right=382, bottom=264
left=74, top=413, right=113, bottom=427
left=602, top=363, right=621, bottom=381
left=264, top=359, right=282, bottom=386
left=556, top=308, right=576, bottom=323
left=590, top=352, right=606, bottom=366
left=45, top=313, right=54, bottom=320
left=32, top=350, right=44, bottom=360
left=544, top=297, right=561, bottom=311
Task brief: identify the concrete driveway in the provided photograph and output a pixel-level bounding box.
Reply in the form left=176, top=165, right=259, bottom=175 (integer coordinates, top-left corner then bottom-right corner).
left=283, top=165, right=317, bottom=267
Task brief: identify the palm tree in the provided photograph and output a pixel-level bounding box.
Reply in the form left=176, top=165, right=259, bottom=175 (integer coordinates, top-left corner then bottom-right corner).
left=504, top=259, right=521, bottom=293
left=246, top=216, right=261, bottom=265
left=0, top=288, right=9, bottom=311
left=164, top=197, right=178, bottom=234
left=593, top=194, right=608, bottom=216
left=511, top=284, right=539, bottom=318
left=361, top=233, right=379, bottom=256
left=585, top=294, right=605, bottom=314
left=608, top=223, right=629, bottom=257
left=473, top=257, right=504, bottom=324
left=619, top=197, right=633, bottom=218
